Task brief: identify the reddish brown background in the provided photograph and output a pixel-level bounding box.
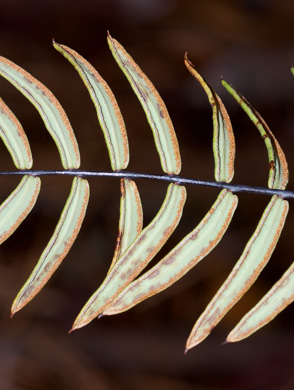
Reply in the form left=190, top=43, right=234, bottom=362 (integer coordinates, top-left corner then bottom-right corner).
left=0, top=0, right=294, bottom=389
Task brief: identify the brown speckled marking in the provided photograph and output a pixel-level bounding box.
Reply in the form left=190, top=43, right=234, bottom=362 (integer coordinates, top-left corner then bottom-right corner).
left=146, top=269, right=161, bottom=280
left=269, top=160, right=276, bottom=170
left=0, top=56, right=80, bottom=169
left=11, top=177, right=89, bottom=315
left=185, top=196, right=288, bottom=351
left=53, top=42, right=129, bottom=170
left=107, top=33, right=181, bottom=175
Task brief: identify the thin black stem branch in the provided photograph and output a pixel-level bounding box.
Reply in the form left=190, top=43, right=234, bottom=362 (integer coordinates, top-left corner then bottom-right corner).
left=0, top=169, right=293, bottom=198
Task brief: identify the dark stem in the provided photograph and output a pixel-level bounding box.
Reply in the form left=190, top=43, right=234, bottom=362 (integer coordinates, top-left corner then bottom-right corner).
left=0, top=169, right=293, bottom=198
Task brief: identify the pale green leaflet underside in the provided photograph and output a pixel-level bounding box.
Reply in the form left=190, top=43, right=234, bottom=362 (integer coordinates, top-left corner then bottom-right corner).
left=71, top=183, right=186, bottom=331
left=104, top=189, right=238, bottom=315
left=11, top=177, right=89, bottom=315
left=0, top=175, right=40, bottom=245
left=186, top=195, right=288, bottom=350
left=0, top=56, right=80, bottom=169
left=227, top=261, right=294, bottom=342
left=108, top=33, right=181, bottom=175
left=0, top=98, right=32, bottom=169
left=222, top=80, right=288, bottom=190
left=109, top=178, right=143, bottom=273
left=53, top=41, right=129, bottom=171
left=184, top=55, right=235, bottom=183
left=0, top=34, right=292, bottom=351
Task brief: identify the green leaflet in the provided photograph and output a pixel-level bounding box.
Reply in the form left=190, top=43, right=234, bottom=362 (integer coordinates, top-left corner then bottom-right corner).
left=227, top=260, right=294, bottom=342
left=71, top=183, right=186, bottom=331
left=11, top=176, right=89, bottom=315
left=186, top=195, right=288, bottom=350
left=103, top=189, right=238, bottom=316
left=291, top=67, right=294, bottom=76
left=53, top=42, right=129, bottom=171
left=0, top=56, right=80, bottom=169
left=222, top=80, right=288, bottom=190
left=184, top=55, right=235, bottom=183
left=0, top=175, right=40, bottom=245
left=109, top=178, right=143, bottom=273
left=107, top=33, right=181, bottom=175
left=0, top=98, right=32, bottom=169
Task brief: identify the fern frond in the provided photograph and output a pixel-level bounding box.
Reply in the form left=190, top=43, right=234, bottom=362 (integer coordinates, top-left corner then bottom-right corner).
left=103, top=189, right=238, bottom=316
left=0, top=56, right=80, bottom=169
left=0, top=175, right=40, bottom=244
left=0, top=34, right=292, bottom=353
left=226, top=260, right=294, bottom=342
left=53, top=41, right=129, bottom=171
left=71, top=183, right=186, bottom=331
left=186, top=195, right=288, bottom=350
left=109, top=178, right=143, bottom=272
left=108, top=33, right=181, bottom=175
left=222, top=79, right=288, bottom=190
left=0, top=98, right=32, bottom=169
left=184, top=55, right=235, bottom=183
left=11, top=176, right=89, bottom=315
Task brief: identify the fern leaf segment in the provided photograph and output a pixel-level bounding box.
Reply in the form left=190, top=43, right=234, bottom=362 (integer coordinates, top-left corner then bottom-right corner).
left=11, top=176, right=89, bottom=315
left=0, top=98, right=32, bottom=169
left=0, top=175, right=40, bottom=245
left=71, top=183, right=186, bottom=331
left=227, top=260, right=294, bottom=342
left=53, top=42, right=129, bottom=171
left=222, top=80, right=288, bottom=190
left=109, top=178, right=143, bottom=272
left=107, top=33, right=181, bottom=175
left=184, top=55, right=235, bottom=183
left=0, top=56, right=80, bottom=169
left=103, top=189, right=238, bottom=315
left=186, top=195, right=288, bottom=350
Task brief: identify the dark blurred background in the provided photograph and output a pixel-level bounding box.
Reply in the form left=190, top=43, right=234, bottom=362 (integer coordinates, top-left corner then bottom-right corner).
left=0, top=0, right=294, bottom=389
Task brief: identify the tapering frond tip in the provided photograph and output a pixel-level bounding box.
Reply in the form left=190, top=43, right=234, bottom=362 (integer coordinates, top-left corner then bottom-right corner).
left=184, top=54, right=235, bottom=183
left=107, top=34, right=181, bottom=175
left=221, top=79, right=288, bottom=190
left=53, top=41, right=129, bottom=171
left=185, top=335, right=204, bottom=351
